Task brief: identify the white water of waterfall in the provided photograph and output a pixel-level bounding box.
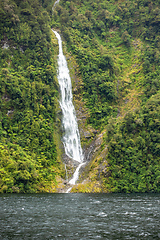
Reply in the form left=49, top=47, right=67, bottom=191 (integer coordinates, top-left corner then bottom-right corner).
left=52, top=0, right=60, bottom=13
left=52, top=30, right=84, bottom=190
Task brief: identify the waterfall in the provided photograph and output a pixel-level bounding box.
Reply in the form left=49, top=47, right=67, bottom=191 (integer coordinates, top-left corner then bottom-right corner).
left=53, top=30, right=83, bottom=163
left=52, top=0, right=60, bottom=12
left=52, top=30, right=85, bottom=190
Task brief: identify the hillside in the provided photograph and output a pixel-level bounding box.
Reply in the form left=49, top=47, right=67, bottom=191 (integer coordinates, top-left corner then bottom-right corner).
left=52, top=0, right=160, bottom=193
left=0, top=0, right=65, bottom=193
left=0, top=0, right=160, bottom=193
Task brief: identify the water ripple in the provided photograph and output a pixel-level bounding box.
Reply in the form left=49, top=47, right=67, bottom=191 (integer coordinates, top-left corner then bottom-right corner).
left=0, top=193, right=160, bottom=239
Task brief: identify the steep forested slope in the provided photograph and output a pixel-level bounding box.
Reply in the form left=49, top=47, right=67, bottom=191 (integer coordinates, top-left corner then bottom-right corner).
left=52, top=0, right=160, bottom=193
left=1, top=0, right=160, bottom=193
left=0, top=0, right=64, bottom=193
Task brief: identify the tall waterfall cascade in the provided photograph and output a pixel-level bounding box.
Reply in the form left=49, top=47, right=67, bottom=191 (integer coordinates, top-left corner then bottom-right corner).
left=53, top=30, right=83, bottom=163
left=52, top=30, right=85, bottom=189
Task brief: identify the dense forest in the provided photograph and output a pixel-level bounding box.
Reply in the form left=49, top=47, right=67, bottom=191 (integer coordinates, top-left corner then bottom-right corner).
left=52, top=0, right=160, bottom=193
left=0, top=0, right=65, bottom=193
left=0, top=0, right=160, bottom=193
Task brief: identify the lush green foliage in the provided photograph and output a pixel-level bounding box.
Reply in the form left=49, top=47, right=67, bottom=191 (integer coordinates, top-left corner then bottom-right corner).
left=105, top=93, right=160, bottom=192
left=52, top=0, right=119, bottom=128
left=53, top=0, right=160, bottom=192
left=53, top=0, right=160, bottom=127
left=1, top=0, right=160, bottom=193
left=0, top=0, right=63, bottom=193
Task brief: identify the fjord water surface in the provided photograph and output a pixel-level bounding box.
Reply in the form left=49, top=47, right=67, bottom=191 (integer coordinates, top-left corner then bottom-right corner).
left=0, top=193, right=160, bottom=239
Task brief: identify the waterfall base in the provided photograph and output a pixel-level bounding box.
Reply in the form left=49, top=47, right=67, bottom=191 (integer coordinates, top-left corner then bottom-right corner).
left=56, top=158, right=86, bottom=193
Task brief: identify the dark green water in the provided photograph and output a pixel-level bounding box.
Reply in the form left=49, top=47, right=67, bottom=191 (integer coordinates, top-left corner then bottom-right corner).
left=0, top=193, right=160, bottom=239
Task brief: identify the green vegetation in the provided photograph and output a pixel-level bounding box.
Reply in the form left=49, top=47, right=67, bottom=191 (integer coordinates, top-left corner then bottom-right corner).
left=1, top=0, right=160, bottom=193
left=0, top=0, right=65, bottom=193
left=105, top=94, right=160, bottom=192
left=53, top=0, right=160, bottom=192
